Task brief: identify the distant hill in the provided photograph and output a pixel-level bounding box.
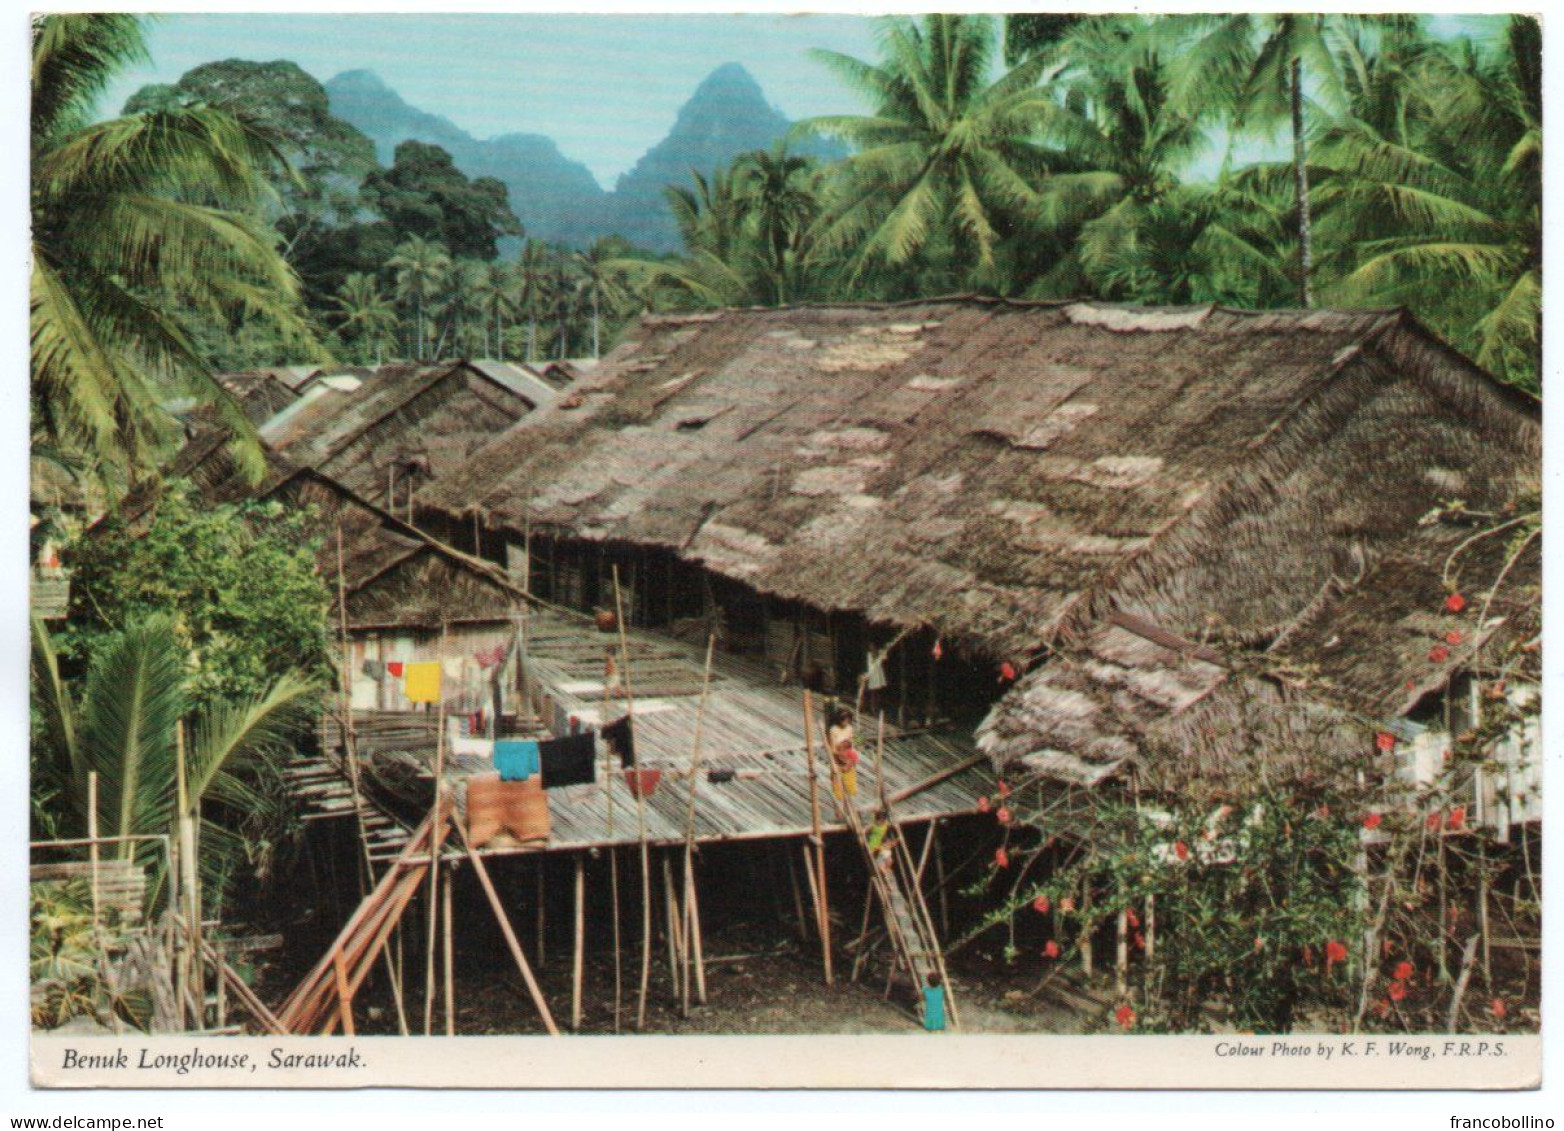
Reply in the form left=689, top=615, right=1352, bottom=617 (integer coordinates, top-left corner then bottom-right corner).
left=328, top=63, right=842, bottom=253
left=603, top=62, right=844, bottom=251
left=325, top=69, right=609, bottom=249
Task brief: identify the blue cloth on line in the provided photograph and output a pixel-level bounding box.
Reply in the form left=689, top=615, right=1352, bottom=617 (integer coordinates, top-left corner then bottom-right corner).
left=494, top=739, right=541, bottom=782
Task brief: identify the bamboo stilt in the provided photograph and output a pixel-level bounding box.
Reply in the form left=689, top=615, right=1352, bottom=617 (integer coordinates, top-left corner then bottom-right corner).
left=933, top=825, right=949, bottom=937
left=610, top=848, right=623, bottom=1033
left=535, top=861, right=546, bottom=968
left=802, top=691, right=833, bottom=985
left=784, top=846, right=808, bottom=940
left=685, top=857, right=707, bottom=1006
left=423, top=622, right=449, bottom=1037
left=442, top=864, right=455, bottom=1036
left=680, top=635, right=716, bottom=1018
left=333, top=950, right=355, bottom=1036
left=572, top=855, right=585, bottom=1031
left=663, top=852, right=684, bottom=1000
left=454, top=822, right=559, bottom=1035
left=611, top=566, right=653, bottom=1031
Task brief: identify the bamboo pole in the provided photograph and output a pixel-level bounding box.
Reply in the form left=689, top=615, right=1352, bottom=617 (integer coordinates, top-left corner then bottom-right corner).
left=1115, top=908, right=1129, bottom=995
left=610, top=849, right=623, bottom=1033
left=535, top=861, right=546, bottom=968
left=333, top=951, right=355, bottom=1036
left=423, top=622, right=449, bottom=1035
left=802, top=692, right=832, bottom=985
left=685, top=859, right=706, bottom=1006
left=784, top=846, right=808, bottom=940
left=1146, top=894, right=1157, bottom=963
left=874, top=712, right=887, bottom=811
left=662, top=852, right=684, bottom=999
left=680, top=635, right=716, bottom=1017
left=443, top=864, right=456, bottom=1036
left=454, top=824, right=559, bottom=1036
left=611, top=566, right=653, bottom=1031
left=88, top=773, right=100, bottom=930
left=175, top=722, right=204, bottom=1029
left=572, top=855, right=585, bottom=1031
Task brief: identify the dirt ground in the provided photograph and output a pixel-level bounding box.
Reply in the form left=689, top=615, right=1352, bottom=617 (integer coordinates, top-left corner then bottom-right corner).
left=317, top=917, right=1106, bottom=1037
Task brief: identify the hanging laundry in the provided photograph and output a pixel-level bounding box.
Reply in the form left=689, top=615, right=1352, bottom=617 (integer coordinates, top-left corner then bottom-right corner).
left=387, top=661, right=405, bottom=679
left=865, top=650, right=888, bottom=691
left=362, top=659, right=386, bottom=680
left=442, top=658, right=464, bottom=680
left=540, top=731, right=596, bottom=788
left=494, top=739, right=541, bottom=782
left=602, top=715, right=636, bottom=768
left=404, top=662, right=441, bottom=703
left=466, top=773, right=549, bottom=847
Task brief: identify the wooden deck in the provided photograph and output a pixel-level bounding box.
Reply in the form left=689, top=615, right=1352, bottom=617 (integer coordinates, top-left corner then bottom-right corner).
left=318, top=609, right=990, bottom=861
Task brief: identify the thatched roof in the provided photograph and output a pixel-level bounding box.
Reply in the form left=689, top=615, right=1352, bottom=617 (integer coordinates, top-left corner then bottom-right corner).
left=104, top=428, right=522, bottom=632
left=259, top=360, right=544, bottom=501
left=216, top=370, right=303, bottom=425
left=416, top=298, right=1538, bottom=789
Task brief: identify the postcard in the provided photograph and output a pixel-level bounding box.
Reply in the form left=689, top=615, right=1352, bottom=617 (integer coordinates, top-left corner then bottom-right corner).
left=25, top=6, right=1543, bottom=1092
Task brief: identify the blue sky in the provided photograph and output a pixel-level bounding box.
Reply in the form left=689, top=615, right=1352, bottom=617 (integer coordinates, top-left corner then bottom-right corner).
left=97, top=13, right=1510, bottom=189
left=99, top=13, right=884, bottom=187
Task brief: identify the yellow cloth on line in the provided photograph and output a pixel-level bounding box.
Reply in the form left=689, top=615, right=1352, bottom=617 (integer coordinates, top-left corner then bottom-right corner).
left=404, top=662, right=442, bottom=704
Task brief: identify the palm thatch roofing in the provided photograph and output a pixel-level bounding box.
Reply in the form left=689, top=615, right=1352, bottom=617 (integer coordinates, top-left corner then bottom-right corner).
left=215, top=369, right=303, bottom=425
left=258, top=359, right=552, bottom=501
left=106, top=427, right=523, bottom=631
left=417, top=298, right=1539, bottom=790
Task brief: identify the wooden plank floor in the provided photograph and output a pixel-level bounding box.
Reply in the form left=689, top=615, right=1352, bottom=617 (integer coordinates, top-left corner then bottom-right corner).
left=332, top=609, right=990, bottom=860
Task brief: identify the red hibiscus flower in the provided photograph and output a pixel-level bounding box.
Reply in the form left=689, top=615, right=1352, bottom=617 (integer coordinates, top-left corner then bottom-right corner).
left=994, top=847, right=1009, bottom=869
left=1448, top=805, right=1467, bottom=832
left=1388, top=980, right=1407, bottom=1002
left=1174, top=840, right=1190, bottom=861
left=1492, top=998, right=1507, bottom=1020
left=977, top=796, right=991, bottom=813
left=1376, top=731, right=1397, bottom=752
left=1427, top=811, right=1444, bottom=831
left=1445, top=593, right=1466, bottom=614
left=1033, top=895, right=1051, bottom=915
left=1429, top=644, right=1451, bottom=663
left=1393, top=961, right=1414, bottom=982
left=1362, top=812, right=1383, bottom=831
left=1445, top=630, right=1464, bottom=646
left=1126, top=908, right=1140, bottom=929
left=1043, top=940, right=1060, bottom=959
left=1115, top=1004, right=1135, bottom=1030
left=997, top=807, right=1013, bottom=825
left=1325, top=940, right=1348, bottom=970
left=999, top=661, right=1018, bottom=683
left=1133, top=931, right=1146, bottom=951
left=997, top=780, right=1011, bottom=798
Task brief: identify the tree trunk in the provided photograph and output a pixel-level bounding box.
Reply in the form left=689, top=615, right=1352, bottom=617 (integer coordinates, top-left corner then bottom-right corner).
left=1291, top=54, right=1313, bottom=309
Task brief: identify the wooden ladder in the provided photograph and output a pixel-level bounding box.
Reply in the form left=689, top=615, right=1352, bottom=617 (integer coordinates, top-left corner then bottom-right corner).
left=276, top=804, right=448, bottom=1035
left=839, top=800, right=959, bottom=1028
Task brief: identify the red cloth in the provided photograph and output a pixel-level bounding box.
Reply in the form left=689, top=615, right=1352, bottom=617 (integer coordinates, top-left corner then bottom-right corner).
left=387, top=662, right=405, bottom=678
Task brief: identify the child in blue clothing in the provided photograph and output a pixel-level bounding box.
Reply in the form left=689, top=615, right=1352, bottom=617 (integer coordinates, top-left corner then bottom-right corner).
left=921, top=971, right=947, bottom=1032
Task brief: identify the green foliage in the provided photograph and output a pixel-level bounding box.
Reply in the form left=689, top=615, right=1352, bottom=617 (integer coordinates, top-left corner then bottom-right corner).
left=31, top=15, right=322, bottom=490
left=30, top=879, right=151, bottom=1032
left=60, top=484, right=333, bottom=712
left=974, top=788, right=1367, bottom=1033
left=361, top=139, right=523, bottom=260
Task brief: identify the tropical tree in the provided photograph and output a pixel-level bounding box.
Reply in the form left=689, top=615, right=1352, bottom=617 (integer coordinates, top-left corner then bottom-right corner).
left=571, top=238, right=638, bottom=358
left=32, top=613, right=315, bottom=908
left=330, top=272, right=397, bottom=364
left=736, top=143, right=821, bottom=304
left=507, top=240, right=553, bottom=363
left=387, top=234, right=450, bottom=360
left=30, top=14, right=318, bottom=486
left=802, top=14, right=1059, bottom=292
left=1168, top=13, right=1416, bottom=306
left=1314, top=17, right=1541, bottom=388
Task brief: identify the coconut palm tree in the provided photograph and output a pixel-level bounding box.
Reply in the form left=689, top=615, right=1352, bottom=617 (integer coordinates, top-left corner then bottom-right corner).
left=1313, top=17, right=1540, bottom=387
left=735, top=144, right=820, bottom=304
left=802, top=14, right=1060, bottom=292
left=30, top=14, right=317, bottom=486
left=31, top=613, right=315, bottom=906
left=387, top=235, right=451, bottom=360
left=507, top=240, right=553, bottom=363
left=1167, top=13, right=1416, bottom=306
left=330, top=273, right=397, bottom=364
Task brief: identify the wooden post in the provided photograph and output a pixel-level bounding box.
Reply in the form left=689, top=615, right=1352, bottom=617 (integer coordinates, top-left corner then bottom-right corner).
left=680, top=635, right=716, bottom=1018
left=684, top=858, right=707, bottom=1006
left=802, top=691, right=833, bottom=985
left=535, top=860, right=546, bottom=969
left=423, top=622, right=449, bottom=1036
left=1478, top=840, right=1492, bottom=986
left=874, top=712, right=888, bottom=811
left=933, top=823, right=949, bottom=937
left=87, top=773, right=100, bottom=928
left=442, top=863, right=455, bottom=1036
left=610, top=848, right=623, bottom=1033
left=612, top=566, right=653, bottom=1031
left=1145, top=894, right=1157, bottom=963
left=454, top=825, right=560, bottom=1035
left=334, top=950, right=355, bottom=1036
left=1115, top=907, right=1129, bottom=995
left=662, top=852, right=684, bottom=999
left=572, top=855, right=585, bottom=1031
left=784, top=845, right=808, bottom=940
left=1079, top=879, right=1094, bottom=978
